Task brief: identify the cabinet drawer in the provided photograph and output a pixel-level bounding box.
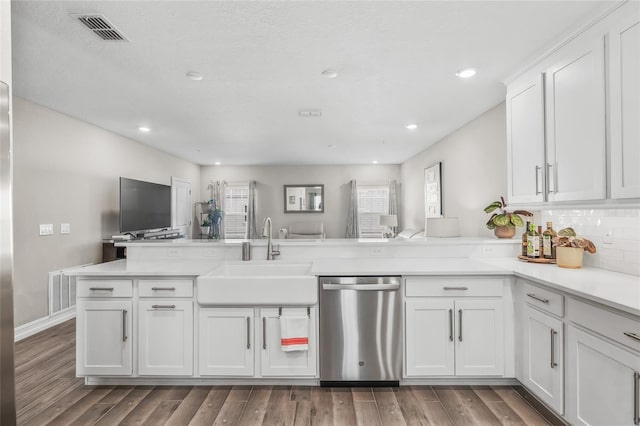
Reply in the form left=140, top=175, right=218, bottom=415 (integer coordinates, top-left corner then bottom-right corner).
left=77, top=279, right=132, bottom=298
left=568, top=298, right=640, bottom=352
left=405, top=277, right=504, bottom=297
left=139, top=279, right=193, bottom=298
left=522, top=282, right=564, bottom=317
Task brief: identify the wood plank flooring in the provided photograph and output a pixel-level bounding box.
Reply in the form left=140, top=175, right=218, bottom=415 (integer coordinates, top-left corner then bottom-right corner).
left=15, top=320, right=551, bottom=425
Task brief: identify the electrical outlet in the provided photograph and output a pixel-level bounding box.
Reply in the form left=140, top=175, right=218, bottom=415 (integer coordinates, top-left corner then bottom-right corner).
left=167, top=248, right=182, bottom=257
left=603, top=230, right=614, bottom=244
left=60, top=223, right=71, bottom=234
left=370, top=247, right=386, bottom=257
left=39, top=224, right=53, bottom=236
left=481, top=246, right=495, bottom=256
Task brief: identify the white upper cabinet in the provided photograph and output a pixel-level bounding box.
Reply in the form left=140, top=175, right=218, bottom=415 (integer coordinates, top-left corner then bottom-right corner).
left=506, top=2, right=640, bottom=205
left=545, top=37, right=606, bottom=202
left=506, top=73, right=546, bottom=204
left=609, top=14, right=640, bottom=199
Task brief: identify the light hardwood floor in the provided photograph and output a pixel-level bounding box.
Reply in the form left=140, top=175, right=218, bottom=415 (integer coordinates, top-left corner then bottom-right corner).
left=15, top=320, right=551, bottom=425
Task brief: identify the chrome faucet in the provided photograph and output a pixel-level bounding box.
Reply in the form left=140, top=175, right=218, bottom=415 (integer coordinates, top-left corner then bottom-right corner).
left=262, top=217, right=280, bottom=260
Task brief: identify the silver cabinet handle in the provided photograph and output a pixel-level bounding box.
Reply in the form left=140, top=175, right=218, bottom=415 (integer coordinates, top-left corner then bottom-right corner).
left=322, top=283, right=400, bottom=291
left=151, top=304, right=176, bottom=309
left=634, top=371, right=639, bottom=425
left=151, top=287, right=176, bottom=291
left=443, top=286, right=469, bottom=291
left=262, top=317, right=267, bottom=350
left=448, top=309, right=453, bottom=342
left=546, top=163, right=555, bottom=193
left=550, top=329, right=557, bottom=368
left=527, top=293, right=549, bottom=304
left=625, top=332, right=640, bottom=342
left=122, top=309, right=127, bottom=342
left=90, top=287, right=114, bottom=291
left=458, top=309, right=463, bottom=342
left=246, top=317, right=251, bottom=349
left=535, top=165, right=542, bottom=195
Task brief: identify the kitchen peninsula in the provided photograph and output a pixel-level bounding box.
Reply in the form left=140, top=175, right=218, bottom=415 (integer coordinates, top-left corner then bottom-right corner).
left=68, top=237, right=640, bottom=425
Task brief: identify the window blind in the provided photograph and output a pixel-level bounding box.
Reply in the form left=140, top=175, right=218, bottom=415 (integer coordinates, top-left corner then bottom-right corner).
left=224, top=185, right=249, bottom=239
left=357, top=185, right=389, bottom=238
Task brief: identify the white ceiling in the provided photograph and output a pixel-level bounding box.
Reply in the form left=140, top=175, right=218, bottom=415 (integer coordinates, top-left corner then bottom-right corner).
left=12, top=1, right=609, bottom=166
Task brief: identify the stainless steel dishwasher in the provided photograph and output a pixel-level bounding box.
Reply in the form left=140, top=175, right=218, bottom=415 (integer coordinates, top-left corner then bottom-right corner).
left=319, top=276, right=402, bottom=386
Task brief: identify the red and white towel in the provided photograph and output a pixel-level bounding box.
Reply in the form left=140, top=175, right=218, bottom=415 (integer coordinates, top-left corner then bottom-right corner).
left=279, top=316, right=309, bottom=352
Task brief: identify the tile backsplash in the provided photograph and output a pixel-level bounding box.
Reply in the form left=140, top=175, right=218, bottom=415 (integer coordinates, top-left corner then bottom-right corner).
left=541, top=209, right=640, bottom=276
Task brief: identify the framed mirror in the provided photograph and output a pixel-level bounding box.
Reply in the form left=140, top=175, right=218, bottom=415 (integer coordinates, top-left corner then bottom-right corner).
left=284, top=184, right=324, bottom=213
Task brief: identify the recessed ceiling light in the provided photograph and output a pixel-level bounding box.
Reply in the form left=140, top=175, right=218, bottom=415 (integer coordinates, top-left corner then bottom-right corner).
left=138, top=126, right=151, bottom=132
left=214, top=161, right=221, bottom=166
left=405, top=123, right=418, bottom=130
left=186, top=71, right=203, bottom=81
left=372, top=160, right=379, bottom=164
left=327, top=144, right=337, bottom=148
left=456, top=68, right=477, bottom=79
left=321, top=69, right=339, bottom=79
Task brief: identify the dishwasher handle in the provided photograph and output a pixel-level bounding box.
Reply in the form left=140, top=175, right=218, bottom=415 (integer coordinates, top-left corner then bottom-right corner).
left=322, top=283, right=400, bottom=291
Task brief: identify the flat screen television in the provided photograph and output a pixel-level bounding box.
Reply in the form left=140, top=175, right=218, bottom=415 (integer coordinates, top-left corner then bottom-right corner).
left=119, top=177, right=171, bottom=234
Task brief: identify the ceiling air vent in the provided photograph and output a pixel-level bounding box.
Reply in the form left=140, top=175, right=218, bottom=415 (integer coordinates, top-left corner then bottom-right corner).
left=70, top=14, right=128, bottom=42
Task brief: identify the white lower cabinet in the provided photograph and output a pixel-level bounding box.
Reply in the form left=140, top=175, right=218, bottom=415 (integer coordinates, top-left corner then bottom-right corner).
left=199, top=308, right=254, bottom=376
left=76, top=299, right=132, bottom=376
left=138, top=300, right=193, bottom=376
left=199, top=307, right=317, bottom=378
left=567, top=325, right=640, bottom=426
left=522, top=306, right=564, bottom=414
left=405, top=298, right=504, bottom=377
left=260, top=307, right=317, bottom=377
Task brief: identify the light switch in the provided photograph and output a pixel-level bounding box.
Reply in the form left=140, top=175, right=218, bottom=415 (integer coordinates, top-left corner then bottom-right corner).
left=39, top=224, right=53, bottom=236
left=61, top=223, right=71, bottom=234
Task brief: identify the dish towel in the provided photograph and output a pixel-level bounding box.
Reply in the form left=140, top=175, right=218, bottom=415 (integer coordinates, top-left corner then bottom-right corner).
left=279, top=316, right=309, bottom=352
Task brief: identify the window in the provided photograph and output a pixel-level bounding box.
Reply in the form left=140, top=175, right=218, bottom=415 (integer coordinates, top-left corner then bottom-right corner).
left=224, top=184, right=249, bottom=239
left=357, top=185, right=389, bottom=238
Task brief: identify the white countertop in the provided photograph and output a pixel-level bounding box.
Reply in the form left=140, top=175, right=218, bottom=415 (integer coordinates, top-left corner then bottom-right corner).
left=68, top=256, right=640, bottom=317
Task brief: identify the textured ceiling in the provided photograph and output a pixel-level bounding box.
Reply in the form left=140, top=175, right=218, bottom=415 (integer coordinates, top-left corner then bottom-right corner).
left=12, top=1, right=609, bottom=165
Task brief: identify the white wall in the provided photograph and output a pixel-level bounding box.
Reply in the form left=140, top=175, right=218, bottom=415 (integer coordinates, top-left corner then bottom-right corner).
left=12, top=97, right=200, bottom=326
left=200, top=164, right=400, bottom=238
left=400, top=102, right=507, bottom=237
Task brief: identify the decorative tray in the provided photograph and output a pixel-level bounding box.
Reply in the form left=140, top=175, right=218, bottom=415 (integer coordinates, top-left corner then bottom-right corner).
left=517, top=255, right=557, bottom=264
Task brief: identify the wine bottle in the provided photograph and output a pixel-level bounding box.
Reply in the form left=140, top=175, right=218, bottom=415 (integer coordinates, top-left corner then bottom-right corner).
left=543, top=221, right=557, bottom=259
left=527, top=223, right=540, bottom=258
left=522, top=221, right=530, bottom=256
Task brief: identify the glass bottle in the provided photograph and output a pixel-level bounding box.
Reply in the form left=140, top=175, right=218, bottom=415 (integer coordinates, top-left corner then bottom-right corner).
left=538, top=225, right=544, bottom=256
left=527, top=223, right=540, bottom=258
left=543, top=221, right=557, bottom=259
left=521, top=221, right=530, bottom=256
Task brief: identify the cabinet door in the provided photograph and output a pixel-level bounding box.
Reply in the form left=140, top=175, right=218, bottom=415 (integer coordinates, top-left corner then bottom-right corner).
left=609, top=14, right=640, bottom=199
left=522, top=306, right=564, bottom=414
left=567, top=325, right=640, bottom=426
left=455, top=299, right=504, bottom=376
left=199, top=308, right=254, bottom=376
left=506, top=72, right=546, bottom=204
left=545, top=37, right=606, bottom=202
left=76, top=300, right=132, bottom=376
left=260, top=307, right=317, bottom=377
left=138, top=300, right=193, bottom=376
left=405, top=299, right=455, bottom=376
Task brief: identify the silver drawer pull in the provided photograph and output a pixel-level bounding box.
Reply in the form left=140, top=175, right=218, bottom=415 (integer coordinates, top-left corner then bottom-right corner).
left=535, top=165, right=541, bottom=195
left=458, top=309, right=463, bottom=342
left=448, top=309, right=453, bottom=342
left=151, top=304, right=176, bottom=309
left=246, top=317, right=251, bottom=349
left=443, top=286, right=469, bottom=291
left=90, top=287, right=114, bottom=291
left=527, top=293, right=549, bottom=304
left=151, top=287, right=176, bottom=291
left=624, top=332, right=640, bottom=342
left=634, top=371, right=639, bottom=425
left=550, top=329, right=557, bottom=368
left=122, top=310, right=127, bottom=342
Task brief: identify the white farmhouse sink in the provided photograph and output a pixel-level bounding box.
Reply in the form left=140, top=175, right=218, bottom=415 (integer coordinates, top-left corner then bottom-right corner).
left=197, top=262, right=317, bottom=305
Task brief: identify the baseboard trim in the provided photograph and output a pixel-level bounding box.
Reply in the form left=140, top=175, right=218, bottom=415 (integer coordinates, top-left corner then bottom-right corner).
left=85, top=377, right=320, bottom=386
left=513, top=383, right=569, bottom=426
left=401, top=377, right=519, bottom=386
left=15, top=308, right=76, bottom=342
